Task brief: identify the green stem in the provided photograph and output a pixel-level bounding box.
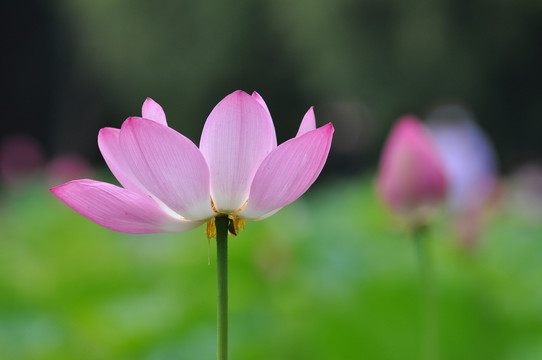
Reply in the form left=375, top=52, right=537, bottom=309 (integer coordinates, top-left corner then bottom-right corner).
left=215, top=215, right=229, bottom=360
left=413, top=227, right=438, bottom=360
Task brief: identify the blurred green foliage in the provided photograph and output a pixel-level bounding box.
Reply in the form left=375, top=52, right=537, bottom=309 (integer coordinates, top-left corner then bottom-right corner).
left=1, top=176, right=541, bottom=359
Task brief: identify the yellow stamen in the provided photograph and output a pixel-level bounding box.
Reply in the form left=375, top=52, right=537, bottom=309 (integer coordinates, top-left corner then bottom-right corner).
left=206, top=218, right=217, bottom=240
left=231, top=217, right=245, bottom=235
left=205, top=214, right=245, bottom=241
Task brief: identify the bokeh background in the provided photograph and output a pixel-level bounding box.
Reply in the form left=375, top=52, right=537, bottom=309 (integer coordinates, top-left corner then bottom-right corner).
left=1, top=0, right=542, bottom=359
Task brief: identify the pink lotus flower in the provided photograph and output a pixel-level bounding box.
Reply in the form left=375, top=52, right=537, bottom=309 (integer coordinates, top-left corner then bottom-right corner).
left=51, top=91, right=334, bottom=234
left=376, top=116, right=447, bottom=221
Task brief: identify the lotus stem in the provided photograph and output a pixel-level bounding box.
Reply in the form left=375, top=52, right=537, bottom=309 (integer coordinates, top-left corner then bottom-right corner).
left=215, top=215, right=229, bottom=360
left=413, top=226, right=438, bottom=360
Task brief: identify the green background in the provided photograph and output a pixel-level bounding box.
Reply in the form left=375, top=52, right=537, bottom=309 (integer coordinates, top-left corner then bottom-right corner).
left=1, top=175, right=541, bottom=359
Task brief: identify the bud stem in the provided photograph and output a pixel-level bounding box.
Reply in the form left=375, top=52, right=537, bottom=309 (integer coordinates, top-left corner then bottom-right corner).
left=413, top=226, right=438, bottom=360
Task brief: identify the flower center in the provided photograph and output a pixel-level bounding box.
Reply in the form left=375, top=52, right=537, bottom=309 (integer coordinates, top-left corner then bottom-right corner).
left=205, top=216, right=245, bottom=240
left=206, top=197, right=247, bottom=240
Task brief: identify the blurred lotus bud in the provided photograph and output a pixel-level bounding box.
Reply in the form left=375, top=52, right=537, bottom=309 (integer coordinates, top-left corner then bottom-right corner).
left=47, top=154, right=92, bottom=186
left=377, top=116, right=447, bottom=225
left=0, top=134, right=45, bottom=187
left=427, top=106, right=498, bottom=213
left=426, top=106, right=498, bottom=245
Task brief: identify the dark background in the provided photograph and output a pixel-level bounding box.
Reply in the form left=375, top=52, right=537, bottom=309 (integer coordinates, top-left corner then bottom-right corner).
left=2, top=0, right=541, bottom=175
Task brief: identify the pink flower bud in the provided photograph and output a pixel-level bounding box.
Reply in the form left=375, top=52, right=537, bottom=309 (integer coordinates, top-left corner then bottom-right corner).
left=377, top=116, right=447, bottom=222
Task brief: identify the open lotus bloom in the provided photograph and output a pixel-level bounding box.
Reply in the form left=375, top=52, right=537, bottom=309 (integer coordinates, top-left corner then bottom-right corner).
left=51, top=91, right=334, bottom=234
left=376, top=116, right=447, bottom=222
